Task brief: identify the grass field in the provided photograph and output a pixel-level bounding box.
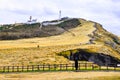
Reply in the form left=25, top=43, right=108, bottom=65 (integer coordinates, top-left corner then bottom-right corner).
left=0, top=20, right=95, bottom=49
left=0, top=19, right=120, bottom=66
left=0, top=19, right=120, bottom=80
left=0, top=71, right=120, bottom=80
left=0, top=20, right=97, bottom=66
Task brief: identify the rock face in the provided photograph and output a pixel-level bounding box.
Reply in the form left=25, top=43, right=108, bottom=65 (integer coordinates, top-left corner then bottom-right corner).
left=69, top=49, right=120, bottom=66
left=90, top=23, right=120, bottom=54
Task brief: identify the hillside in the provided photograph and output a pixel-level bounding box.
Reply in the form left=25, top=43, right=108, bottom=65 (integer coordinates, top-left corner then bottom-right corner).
left=0, top=18, right=120, bottom=66
left=0, top=18, right=80, bottom=40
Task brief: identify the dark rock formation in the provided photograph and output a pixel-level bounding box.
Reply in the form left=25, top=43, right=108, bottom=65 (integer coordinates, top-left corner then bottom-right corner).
left=70, top=49, right=120, bottom=67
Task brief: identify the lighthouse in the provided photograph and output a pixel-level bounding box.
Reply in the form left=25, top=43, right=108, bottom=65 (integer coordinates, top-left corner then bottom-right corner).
left=59, top=10, right=61, bottom=20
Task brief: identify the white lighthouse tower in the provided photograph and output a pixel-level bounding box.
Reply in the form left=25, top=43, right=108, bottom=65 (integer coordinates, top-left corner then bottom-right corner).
left=59, top=10, right=61, bottom=20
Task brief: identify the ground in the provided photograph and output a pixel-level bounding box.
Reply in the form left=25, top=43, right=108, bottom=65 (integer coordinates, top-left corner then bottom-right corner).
left=0, top=20, right=97, bottom=66
left=0, top=18, right=120, bottom=66
left=0, top=71, right=120, bottom=80
left=0, top=19, right=120, bottom=80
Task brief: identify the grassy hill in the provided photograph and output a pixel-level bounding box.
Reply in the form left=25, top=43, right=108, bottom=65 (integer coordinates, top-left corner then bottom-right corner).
left=0, top=18, right=120, bottom=66
left=0, top=18, right=80, bottom=40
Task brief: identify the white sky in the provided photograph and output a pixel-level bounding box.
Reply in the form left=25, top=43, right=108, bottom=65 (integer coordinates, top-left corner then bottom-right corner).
left=0, top=0, right=120, bottom=36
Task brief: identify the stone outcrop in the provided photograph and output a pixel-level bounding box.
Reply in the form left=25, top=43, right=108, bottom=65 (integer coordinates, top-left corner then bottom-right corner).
left=68, top=49, right=120, bottom=66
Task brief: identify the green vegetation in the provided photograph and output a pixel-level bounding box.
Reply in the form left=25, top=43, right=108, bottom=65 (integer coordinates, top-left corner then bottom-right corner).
left=0, top=18, right=81, bottom=40
left=0, top=23, right=41, bottom=40
left=0, top=23, right=40, bottom=31
left=58, top=18, right=80, bottom=29
left=57, top=49, right=79, bottom=58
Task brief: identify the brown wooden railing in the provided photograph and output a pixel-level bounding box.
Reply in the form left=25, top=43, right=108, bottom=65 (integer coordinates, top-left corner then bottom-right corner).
left=0, top=63, right=120, bottom=73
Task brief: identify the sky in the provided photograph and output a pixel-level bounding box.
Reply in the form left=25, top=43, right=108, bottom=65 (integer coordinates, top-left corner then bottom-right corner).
left=0, top=0, right=120, bottom=36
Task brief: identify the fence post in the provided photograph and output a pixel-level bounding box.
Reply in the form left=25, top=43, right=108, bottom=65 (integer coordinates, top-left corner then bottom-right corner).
left=48, top=64, right=50, bottom=71
left=12, top=66, right=14, bottom=72
left=26, top=65, right=28, bottom=71
left=66, top=64, right=68, bottom=70
left=92, top=64, right=94, bottom=70
left=37, top=65, right=40, bottom=71
left=60, top=64, right=62, bottom=70
left=99, top=66, right=101, bottom=70
left=85, top=63, right=87, bottom=70
left=32, top=65, right=34, bottom=71
left=22, top=66, right=24, bottom=72
left=8, top=66, right=9, bottom=72
left=114, top=66, right=116, bottom=71
left=78, top=63, right=80, bottom=70
left=54, top=64, right=56, bottom=70
left=17, top=66, right=19, bottom=72
left=43, top=64, right=45, bottom=71
left=114, top=63, right=116, bottom=71
left=72, top=63, right=74, bottom=70
left=106, top=64, right=108, bottom=70
left=3, top=66, right=5, bottom=72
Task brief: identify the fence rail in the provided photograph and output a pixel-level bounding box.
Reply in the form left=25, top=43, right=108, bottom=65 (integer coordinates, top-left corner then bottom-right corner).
left=0, top=63, right=120, bottom=73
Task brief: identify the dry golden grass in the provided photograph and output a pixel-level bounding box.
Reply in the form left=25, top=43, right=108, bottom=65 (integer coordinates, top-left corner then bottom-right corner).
left=0, top=20, right=95, bottom=49
left=0, top=20, right=96, bottom=66
left=0, top=19, right=119, bottom=66
left=0, top=44, right=101, bottom=66
left=0, top=71, right=120, bottom=80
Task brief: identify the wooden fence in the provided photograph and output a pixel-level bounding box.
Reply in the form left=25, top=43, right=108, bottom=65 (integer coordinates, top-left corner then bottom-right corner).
left=0, top=63, right=120, bottom=73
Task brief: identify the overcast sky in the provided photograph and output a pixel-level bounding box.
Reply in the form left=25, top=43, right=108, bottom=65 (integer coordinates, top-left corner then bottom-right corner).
left=0, top=0, right=120, bottom=36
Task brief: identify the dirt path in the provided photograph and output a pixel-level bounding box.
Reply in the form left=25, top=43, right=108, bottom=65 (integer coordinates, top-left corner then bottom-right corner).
left=0, top=71, right=120, bottom=80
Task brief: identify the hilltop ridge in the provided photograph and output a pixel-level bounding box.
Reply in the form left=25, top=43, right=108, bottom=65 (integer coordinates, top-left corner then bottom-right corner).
left=0, top=18, right=80, bottom=40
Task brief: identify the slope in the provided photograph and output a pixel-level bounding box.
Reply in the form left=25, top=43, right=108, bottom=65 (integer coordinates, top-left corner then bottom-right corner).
left=0, top=18, right=120, bottom=66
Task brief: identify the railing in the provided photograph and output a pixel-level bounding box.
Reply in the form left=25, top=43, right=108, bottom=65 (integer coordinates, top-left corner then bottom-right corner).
left=0, top=63, right=120, bottom=73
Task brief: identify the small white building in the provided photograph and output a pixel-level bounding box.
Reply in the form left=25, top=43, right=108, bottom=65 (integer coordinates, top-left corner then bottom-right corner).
left=27, top=19, right=37, bottom=24
left=42, top=17, right=70, bottom=26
